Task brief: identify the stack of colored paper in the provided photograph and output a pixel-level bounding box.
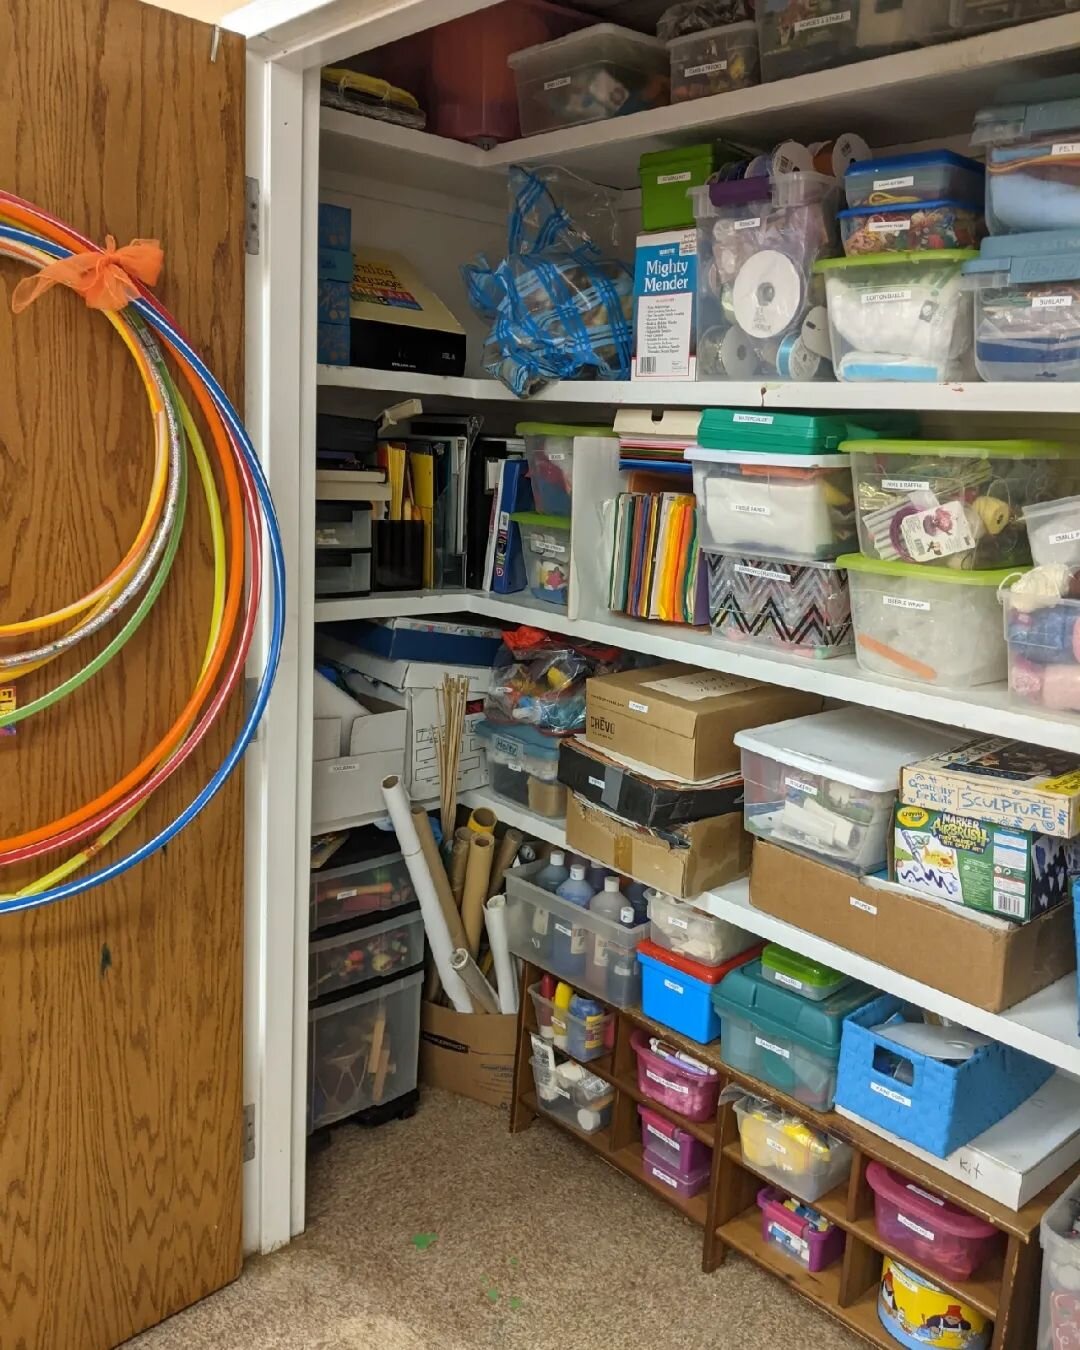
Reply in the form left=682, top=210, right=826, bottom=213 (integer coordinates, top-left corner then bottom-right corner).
left=608, top=492, right=708, bottom=625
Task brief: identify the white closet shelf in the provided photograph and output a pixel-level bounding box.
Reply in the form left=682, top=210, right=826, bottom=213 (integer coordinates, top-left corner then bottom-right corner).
left=319, top=15, right=1080, bottom=190
left=459, top=788, right=567, bottom=847
left=314, top=589, right=1080, bottom=755
left=318, top=364, right=1080, bottom=414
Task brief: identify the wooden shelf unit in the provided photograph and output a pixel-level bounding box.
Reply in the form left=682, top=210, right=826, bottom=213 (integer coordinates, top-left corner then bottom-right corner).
left=509, top=960, right=1078, bottom=1348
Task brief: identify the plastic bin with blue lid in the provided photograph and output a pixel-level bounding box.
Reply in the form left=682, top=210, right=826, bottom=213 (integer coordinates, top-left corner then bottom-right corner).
left=972, top=76, right=1080, bottom=235
left=711, top=959, right=882, bottom=1111
left=964, top=230, right=1080, bottom=381
left=844, top=150, right=984, bottom=210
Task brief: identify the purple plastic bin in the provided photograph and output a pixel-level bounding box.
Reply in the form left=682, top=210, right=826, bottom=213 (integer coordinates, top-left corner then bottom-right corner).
left=644, top=1147, right=711, bottom=1199
left=757, top=1186, right=846, bottom=1273
left=630, top=1029, right=721, bottom=1122
left=638, top=1104, right=712, bottom=1176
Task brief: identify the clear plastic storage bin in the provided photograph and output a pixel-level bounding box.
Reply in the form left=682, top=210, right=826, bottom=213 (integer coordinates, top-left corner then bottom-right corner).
left=510, top=512, right=572, bottom=607
left=647, top=890, right=758, bottom=967
left=689, top=451, right=856, bottom=562
left=531, top=1054, right=615, bottom=1133
left=816, top=250, right=977, bottom=382
left=756, top=0, right=859, bottom=81
left=630, top=1029, right=722, bottom=1121
left=733, top=1095, right=853, bottom=1203
left=1022, top=496, right=1080, bottom=567
left=846, top=437, right=1079, bottom=571
left=314, top=548, right=371, bottom=596
left=1038, top=1173, right=1080, bottom=1350
left=519, top=422, right=615, bottom=515
left=1005, top=587, right=1080, bottom=714
left=668, top=20, right=759, bottom=102
left=315, top=503, right=373, bottom=549
left=638, top=1104, right=713, bottom=1175
left=310, top=852, right=414, bottom=931
left=841, top=554, right=1016, bottom=689
left=643, top=1149, right=711, bottom=1199
left=706, top=553, right=854, bottom=660
left=839, top=202, right=985, bottom=257
left=308, top=971, right=422, bottom=1131
left=309, top=908, right=424, bottom=1002
left=866, top=1162, right=1003, bottom=1282
left=508, top=23, right=669, bottom=137
left=844, top=151, right=985, bottom=209
left=528, top=981, right=613, bottom=1061
left=757, top=1186, right=846, bottom=1272
left=912, top=0, right=1079, bottom=41
left=973, top=85, right=1080, bottom=235
left=476, top=719, right=566, bottom=819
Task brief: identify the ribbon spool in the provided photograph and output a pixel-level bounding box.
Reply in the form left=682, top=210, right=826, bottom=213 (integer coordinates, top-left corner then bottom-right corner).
left=801, top=305, right=833, bottom=359
left=733, top=250, right=804, bottom=339
left=720, top=326, right=761, bottom=378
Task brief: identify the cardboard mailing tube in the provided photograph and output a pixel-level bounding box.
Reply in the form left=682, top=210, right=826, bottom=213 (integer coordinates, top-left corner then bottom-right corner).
left=467, top=806, right=497, bottom=835
left=451, top=947, right=500, bottom=1014
left=449, top=827, right=472, bottom=909
left=487, top=828, right=523, bottom=901
left=461, top=832, right=494, bottom=957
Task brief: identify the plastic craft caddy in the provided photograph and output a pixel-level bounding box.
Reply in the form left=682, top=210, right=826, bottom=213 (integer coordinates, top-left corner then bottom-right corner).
left=518, top=422, right=615, bottom=515
left=757, top=1187, right=846, bottom=1272
left=647, top=889, right=758, bottom=967
left=711, top=960, right=881, bottom=1111
left=732, top=1094, right=854, bottom=1203
left=735, top=706, right=960, bottom=875
left=510, top=512, right=572, bottom=607
left=530, top=1052, right=615, bottom=1134
left=309, top=907, right=424, bottom=1003
left=667, top=20, right=759, bottom=103
left=1003, top=582, right=1080, bottom=714
left=972, top=77, right=1080, bottom=236
left=307, top=970, right=422, bottom=1132
left=844, top=150, right=985, bottom=210
left=706, top=553, right=854, bottom=660
left=963, top=230, right=1080, bottom=382
left=637, top=938, right=761, bottom=1044
left=507, top=23, right=668, bottom=137
left=528, top=981, right=614, bottom=1062
left=1038, top=1172, right=1080, bottom=1350
left=310, top=849, right=414, bottom=931
left=504, top=859, right=650, bottom=1005
left=865, top=1162, right=1003, bottom=1282
left=840, top=554, right=1016, bottom=689
left=689, top=172, right=841, bottom=383
left=475, top=719, right=566, bottom=819
left=834, top=999, right=1056, bottom=1157
left=629, top=1028, right=721, bottom=1122
left=638, top=1104, right=712, bottom=1176
left=816, top=250, right=977, bottom=382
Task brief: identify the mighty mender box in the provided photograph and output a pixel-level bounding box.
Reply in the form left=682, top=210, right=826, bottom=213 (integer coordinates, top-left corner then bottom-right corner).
left=585, top=663, right=820, bottom=782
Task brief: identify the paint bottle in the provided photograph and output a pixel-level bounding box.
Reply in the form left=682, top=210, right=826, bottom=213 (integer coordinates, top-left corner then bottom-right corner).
left=536, top=972, right=558, bottom=1040
left=587, top=876, right=636, bottom=997
left=606, top=945, right=639, bottom=1008
left=535, top=849, right=570, bottom=892
left=551, top=981, right=574, bottom=1050
left=567, top=993, right=606, bottom=1060
left=553, top=865, right=593, bottom=978
left=587, top=863, right=610, bottom=893
left=624, top=879, right=650, bottom=925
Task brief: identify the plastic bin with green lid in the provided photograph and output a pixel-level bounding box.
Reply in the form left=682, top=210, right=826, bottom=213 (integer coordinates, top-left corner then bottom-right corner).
left=760, top=945, right=852, bottom=1004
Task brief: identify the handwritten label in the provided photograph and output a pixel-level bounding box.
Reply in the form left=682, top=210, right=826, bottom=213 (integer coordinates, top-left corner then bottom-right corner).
left=685, top=59, right=727, bottom=76
left=754, top=1035, right=791, bottom=1060
left=873, top=174, right=915, bottom=191
left=897, top=1214, right=936, bottom=1242
left=794, top=8, right=851, bottom=30
left=871, top=1081, right=912, bottom=1108
left=883, top=595, right=931, bottom=612
left=657, top=170, right=692, bottom=184
left=850, top=896, right=878, bottom=916
left=862, top=288, right=912, bottom=304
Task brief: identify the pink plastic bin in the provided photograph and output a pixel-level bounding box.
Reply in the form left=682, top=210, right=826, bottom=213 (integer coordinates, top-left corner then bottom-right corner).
left=644, top=1148, right=711, bottom=1199
left=757, top=1187, right=846, bottom=1273
left=630, top=1029, right=721, bottom=1122
left=638, top=1104, right=712, bottom=1176
left=866, top=1162, right=1003, bottom=1281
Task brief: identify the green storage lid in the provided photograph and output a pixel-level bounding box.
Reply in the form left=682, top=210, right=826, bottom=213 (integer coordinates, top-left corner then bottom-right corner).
left=515, top=422, right=616, bottom=437
left=711, top=960, right=877, bottom=1060
left=510, top=511, right=572, bottom=528
left=697, top=408, right=919, bottom=455
left=814, top=249, right=979, bottom=273
left=762, top=944, right=847, bottom=992
left=842, top=437, right=1080, bottom=460
left=639, top=143, right=715, bottom=173
left=838, top=554, right=1025, bottom=586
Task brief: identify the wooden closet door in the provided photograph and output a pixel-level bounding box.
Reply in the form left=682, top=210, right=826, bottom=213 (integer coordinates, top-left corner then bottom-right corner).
left=0, top=2, right=246, bottom=1347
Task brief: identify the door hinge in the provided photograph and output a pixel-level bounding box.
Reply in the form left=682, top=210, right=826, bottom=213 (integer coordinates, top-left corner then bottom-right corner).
left=243, top=1103, right=256, bottom=1162
left=245, top=178, right=260, bottom=256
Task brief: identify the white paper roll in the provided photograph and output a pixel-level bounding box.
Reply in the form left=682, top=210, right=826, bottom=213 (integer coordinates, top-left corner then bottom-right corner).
left=450, top=948, right=501, bottom=1015
left=484, top=894, right=520, bottom=1015
left=381, top=775, right=473, bottom=1013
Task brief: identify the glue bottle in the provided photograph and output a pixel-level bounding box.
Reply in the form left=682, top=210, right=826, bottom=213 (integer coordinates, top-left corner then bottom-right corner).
left=536, top=972, right=558, bottom=1040
left=587, top=876, right=636, bottom=998
left=551, top=982, right=574, bottom=1050
left=553, top=865, right=593, bottom=978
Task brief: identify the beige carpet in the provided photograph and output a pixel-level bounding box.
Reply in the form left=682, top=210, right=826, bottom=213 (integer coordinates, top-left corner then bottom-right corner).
left=128, top=1089, right=862, bottom=1350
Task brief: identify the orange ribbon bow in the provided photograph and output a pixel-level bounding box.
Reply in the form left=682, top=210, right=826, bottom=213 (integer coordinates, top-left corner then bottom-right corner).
left=11, top=235, right=163, bottom=314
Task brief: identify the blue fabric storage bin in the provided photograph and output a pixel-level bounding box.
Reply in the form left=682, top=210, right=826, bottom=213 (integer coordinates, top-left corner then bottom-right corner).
left=835, top=1001, right=1055, bottom=1158
left=638, top=947, right=721, bottom=1044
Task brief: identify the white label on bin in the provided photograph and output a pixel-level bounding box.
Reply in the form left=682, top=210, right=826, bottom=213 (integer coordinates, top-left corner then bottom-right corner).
left=897, top=1214, right=936, bottom=1242
left=1051, top=528, right=1080, bottom=544
left=754, top=1036, right=791, bottom=1060
left=765, top=1136, right=788, bottom=1155
left=1033, top=295, right=1074, bottom=309
left=1052, top=142, right=1080, bottom=156
left=335, top=887, right=358, bottom=900
left=329, top=762, right=360, bottom=773
left=871, top=1081, right=912, bottom=1108
left=657, top=171, right=693, bottom=184
left=588, top=775, right=605, bottom=789
left=646, top=1123, right=672, bottom=1144
left=663, top=978, right=685, bottom=995
left=906, top=1184, right=946, bottom=1207
left=868, top=219, right=910, bottom=234
left=733, top=414, right=774, bottom=425
left=543, top=76, right=572, bottom=90
left=735, top=563, right=789, bottom=582
left=883, top=595, right=931, bottom=612
left=794, top=8, right=851, bottom=30
left=734, top=217, right=763, bottom=232
left=873, top=174, right=915, bottom=191
left=733, top=503, right=771, bottom=516
left=668, top=916, right=689, bottom=930
left=685, top=59, right=727, bottom=76
left=882, top=478, right=930, bottom=491
left=784, top=776, right=818, bottom=797
left=646, top=1068, right=689, bottom=1094
left=629, top=700, right=649, bottom=714
left=653, top=1167, right=679, bottom=1189
left=862, top=288, right=912, bottom=305
left=850, top=896, right=878, bottom=916
left=772, top=971, right=805, bottom=991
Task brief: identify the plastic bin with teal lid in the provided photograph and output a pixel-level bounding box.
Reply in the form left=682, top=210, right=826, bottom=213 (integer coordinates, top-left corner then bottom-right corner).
left=843, top=436, right=1080, bottom=570
left=710, top=959, right=881, bottom=1111
left=696, top=408, right=919, bottom=456
left=639, top=143, right=716, bottom=232
left=761, top=945, right=852, bottom=1004
left=517, top=422, right=615, bottom=516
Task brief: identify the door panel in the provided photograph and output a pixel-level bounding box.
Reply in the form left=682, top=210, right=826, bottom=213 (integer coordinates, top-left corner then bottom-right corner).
left=0, top=2, right=246, bottom=1346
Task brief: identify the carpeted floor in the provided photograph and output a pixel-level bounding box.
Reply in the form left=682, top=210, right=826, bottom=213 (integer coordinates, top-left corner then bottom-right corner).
left=128, top=1088, right=862, bottom=1350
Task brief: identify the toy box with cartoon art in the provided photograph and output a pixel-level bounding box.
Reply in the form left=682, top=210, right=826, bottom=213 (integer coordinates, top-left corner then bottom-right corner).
left=893, top=803, right=1073, bottom=923
left=879, top=1259, right=991, bottom=1350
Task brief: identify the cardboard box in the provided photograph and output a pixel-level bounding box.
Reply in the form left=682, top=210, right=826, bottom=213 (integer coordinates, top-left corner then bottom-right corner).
left=565, top=793, right=751, bottom=899
left=893, top=804, right=1072, bottom=924
left=749, top=841, right=1076, bottom=1013
left=558, top=737, right=744, bottom=828
left=900, top=736, right=1080, bottom=839
left=419, top=1001, right=517, bottom=1110
left=311, top=696, right=408, bottom=831
left=585, top=662, right=820, bottom=782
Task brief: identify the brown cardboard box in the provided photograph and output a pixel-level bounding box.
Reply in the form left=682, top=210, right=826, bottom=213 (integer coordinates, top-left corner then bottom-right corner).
left=749, top=841, right=1076, bottom=1013
left=566, top=793, right=751, bottom=898
left=419, top=1001, right=517, bottom=1109
left=585, top=662, right=820, bottom=781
